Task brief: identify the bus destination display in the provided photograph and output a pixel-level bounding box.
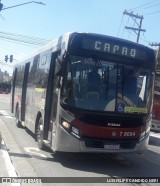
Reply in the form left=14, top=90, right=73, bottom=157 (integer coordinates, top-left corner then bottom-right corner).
left=82, top=38, right=147, bottom=61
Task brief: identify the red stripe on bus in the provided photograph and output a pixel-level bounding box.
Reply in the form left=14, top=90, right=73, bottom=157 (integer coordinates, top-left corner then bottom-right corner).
left=72, top=119, right=145, bottom=139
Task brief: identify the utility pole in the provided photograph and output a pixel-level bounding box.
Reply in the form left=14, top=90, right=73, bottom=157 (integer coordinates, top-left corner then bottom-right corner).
left=150, top=43, right=160, bottom=66
left=123, top=10, right=146, bottom=43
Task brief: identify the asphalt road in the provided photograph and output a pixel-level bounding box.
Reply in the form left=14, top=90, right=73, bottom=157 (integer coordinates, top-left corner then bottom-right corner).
left=0, top=94, right=160, bottom=186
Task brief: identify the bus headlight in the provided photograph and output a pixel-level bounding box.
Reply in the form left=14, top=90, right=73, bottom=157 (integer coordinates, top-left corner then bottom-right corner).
left=61, top=119, right=80, bottom=139
left=62, top=121, right=70, bottom=129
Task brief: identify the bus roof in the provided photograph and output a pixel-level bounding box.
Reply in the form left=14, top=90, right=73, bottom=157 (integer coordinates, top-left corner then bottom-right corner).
left=14, top=32, right=154, bottom=67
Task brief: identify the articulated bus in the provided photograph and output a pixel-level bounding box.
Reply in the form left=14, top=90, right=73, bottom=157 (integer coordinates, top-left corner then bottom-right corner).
left=152, top=69, right=160, bottom=132
left=11, top=32, right=156, bottom=154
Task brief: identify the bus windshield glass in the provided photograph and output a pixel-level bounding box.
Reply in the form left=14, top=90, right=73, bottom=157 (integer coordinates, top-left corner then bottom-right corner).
left=61, top=55, right=153, bottom=114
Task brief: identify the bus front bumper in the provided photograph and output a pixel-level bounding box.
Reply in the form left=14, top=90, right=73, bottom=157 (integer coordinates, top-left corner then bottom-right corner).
left=54, top=125, right=149, bottom=154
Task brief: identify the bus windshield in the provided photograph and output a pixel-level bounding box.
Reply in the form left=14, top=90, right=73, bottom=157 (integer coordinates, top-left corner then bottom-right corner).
left=61, top=55, right=153, bottom=114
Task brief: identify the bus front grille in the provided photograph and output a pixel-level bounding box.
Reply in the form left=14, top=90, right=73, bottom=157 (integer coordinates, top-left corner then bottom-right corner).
left=78, top=114, right=145, bottom=127
left=83, top=137, right=138, bottom=149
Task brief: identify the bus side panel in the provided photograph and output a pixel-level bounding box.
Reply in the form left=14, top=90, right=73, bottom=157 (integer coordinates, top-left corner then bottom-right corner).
left=25, top=50, right=52, bottom=134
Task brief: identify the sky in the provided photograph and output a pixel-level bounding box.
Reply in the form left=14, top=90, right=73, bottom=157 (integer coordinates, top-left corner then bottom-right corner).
left=0, top=0, right=160, bottom=75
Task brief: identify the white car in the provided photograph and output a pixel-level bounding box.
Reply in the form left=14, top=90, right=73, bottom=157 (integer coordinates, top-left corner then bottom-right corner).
left=151, top=119, right=160, bottom=132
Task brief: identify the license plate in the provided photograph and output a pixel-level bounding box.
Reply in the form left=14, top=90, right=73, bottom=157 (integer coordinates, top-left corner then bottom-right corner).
left=104, top=144, right=120, bottom=150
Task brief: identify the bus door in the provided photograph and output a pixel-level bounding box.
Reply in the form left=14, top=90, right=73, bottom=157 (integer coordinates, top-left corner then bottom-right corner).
left=48, top=80, right=59, bottom=144
left=11, top=68, right=17, bottom=113
left=21, top=62, right=30, bottom=122
left=44, top=51, right=60, bottom=145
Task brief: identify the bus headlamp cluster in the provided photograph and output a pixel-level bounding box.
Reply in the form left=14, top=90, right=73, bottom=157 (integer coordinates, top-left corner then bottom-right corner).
left=62, top=121, right=70, bottom=129
left=61, top=120, right=80, bottom=139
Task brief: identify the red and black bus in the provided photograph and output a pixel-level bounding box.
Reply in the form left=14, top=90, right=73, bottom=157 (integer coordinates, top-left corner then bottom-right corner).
left=11, top=32, right=156, bottom=154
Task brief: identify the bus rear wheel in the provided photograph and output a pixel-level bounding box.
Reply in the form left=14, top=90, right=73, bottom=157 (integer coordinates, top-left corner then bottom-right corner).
left=36, top=117, right=46, bottom=150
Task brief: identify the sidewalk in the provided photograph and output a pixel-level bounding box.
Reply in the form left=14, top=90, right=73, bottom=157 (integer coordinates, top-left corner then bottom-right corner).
left=0, top=137, right=20, bottom=186
left=0, top=116, right=42, bottom=186
left=0, top=115, right=21, bottom=186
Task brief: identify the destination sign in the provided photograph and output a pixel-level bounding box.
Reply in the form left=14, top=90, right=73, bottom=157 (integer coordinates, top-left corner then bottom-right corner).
left=82, top=38, right=147, bottom=61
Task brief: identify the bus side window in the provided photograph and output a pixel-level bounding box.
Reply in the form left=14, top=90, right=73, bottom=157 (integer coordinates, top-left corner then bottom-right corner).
left=35, top=52, right=51, bottom=89
left=15, top=65, right=25, bottom=87
left=28, top=55, right=39, bottom=87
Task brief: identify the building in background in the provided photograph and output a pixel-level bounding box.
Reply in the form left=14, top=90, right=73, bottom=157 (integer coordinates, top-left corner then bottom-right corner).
left=0, top=70, right=11, bottom=94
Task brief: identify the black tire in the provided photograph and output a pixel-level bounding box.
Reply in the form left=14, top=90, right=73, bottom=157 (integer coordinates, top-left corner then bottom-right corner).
left=36, top=117, right=46, bottom=150
left=15, top=107, right=22, bottom=128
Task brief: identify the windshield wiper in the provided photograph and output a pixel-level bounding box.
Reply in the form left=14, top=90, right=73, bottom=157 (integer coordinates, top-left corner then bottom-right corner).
left=91, top=55, right=102, bottom=67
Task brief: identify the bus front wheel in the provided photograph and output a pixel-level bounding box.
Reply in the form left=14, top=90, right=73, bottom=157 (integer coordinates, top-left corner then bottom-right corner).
left=36, top=117, right=46, bottom=150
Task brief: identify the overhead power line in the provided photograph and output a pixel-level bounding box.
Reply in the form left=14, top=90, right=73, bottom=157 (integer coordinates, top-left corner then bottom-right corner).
left=128, top=0, right=160, bottom=16
left=128, top=0, right=158, bottom=11
left=150, top=42, right=160, bottom=47
left=0, top=31, right=51, bottom=46
left=0, top=61, right=13, bottom=68
left=141, top=3, right=160, bottom=10
left=0, top=14, right=5, bottom=20
left=121, top=15, right=130, bottom=38
left=144, top=10, right=160, bottom=15
left=117, top=14, right=124, bottom=37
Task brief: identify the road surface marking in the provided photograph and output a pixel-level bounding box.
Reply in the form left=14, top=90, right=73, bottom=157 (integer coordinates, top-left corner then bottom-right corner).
left=0, top=110, right=12, bottom=119
left=150, top=132, right=160, bottom=139
left=24, top=147, right=47, bottom=158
